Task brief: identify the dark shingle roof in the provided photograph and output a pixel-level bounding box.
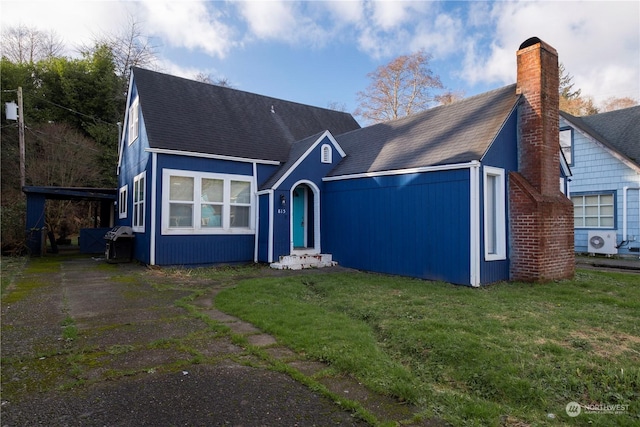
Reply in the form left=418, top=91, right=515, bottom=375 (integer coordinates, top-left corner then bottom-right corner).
left=131, top=67, right=360, bottom=163
left=560, top=106, right=640, bottom=167
left=328, top=84, right=519, bottom=177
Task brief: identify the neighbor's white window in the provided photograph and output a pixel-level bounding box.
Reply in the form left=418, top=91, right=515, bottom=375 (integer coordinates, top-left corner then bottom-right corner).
left=132, top=172, right=145, bottom=232
left=128, top=97, right=139, bottom=145
left=321, top=144, right=332, bottom=163
left=118, top=185, right=128, bottom=219
left=483, top=166, right=506, bottom=260
left=572, top=193, right=614, bottom=228
left=559, top=127, right=573, bottom=165
left=162, top=169, right=253, bottom=235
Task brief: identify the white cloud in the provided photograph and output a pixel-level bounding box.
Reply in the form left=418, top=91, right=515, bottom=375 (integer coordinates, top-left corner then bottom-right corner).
left=138, top=0, right=237, bottom=58
left=410, top=13, right=464, bottom=58
left=460, top=1, right=640, bottom=104
left=323, top=0, right=364, bottom=25
left=235, top=0, right=334, bottom=48
left=0, top=0, right=130, bottom=56
left=236, top=0, right=297, bottom=40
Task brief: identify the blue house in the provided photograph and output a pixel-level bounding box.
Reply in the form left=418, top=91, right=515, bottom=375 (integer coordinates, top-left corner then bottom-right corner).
left=560, top=106, right=640, bottom=256
left=116, top=37, right=574, bottom=286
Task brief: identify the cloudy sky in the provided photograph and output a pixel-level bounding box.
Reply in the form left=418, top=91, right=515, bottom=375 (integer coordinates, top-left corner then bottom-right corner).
left=1, top=0, right=638, bottom=115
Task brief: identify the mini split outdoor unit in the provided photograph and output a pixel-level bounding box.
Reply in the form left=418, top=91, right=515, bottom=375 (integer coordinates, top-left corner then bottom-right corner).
left=587, top=230, right=618, bottom=256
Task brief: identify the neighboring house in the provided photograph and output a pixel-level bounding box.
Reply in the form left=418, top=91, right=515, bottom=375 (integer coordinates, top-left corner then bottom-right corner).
left=559, top=106, right=640, bottom=256
left=115, top=37, right=574, bottom=286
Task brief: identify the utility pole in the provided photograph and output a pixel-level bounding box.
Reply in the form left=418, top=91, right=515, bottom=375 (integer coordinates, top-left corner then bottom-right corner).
left=17, top=86, right=26, bottom=188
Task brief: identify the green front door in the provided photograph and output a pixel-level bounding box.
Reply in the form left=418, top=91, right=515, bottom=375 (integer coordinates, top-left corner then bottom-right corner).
left=292, top=186, right=306, bottom=248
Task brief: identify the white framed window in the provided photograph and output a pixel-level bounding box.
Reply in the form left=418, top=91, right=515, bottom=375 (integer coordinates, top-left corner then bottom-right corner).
left=321, top=144, right=332, bottom=163
left=118, top=185, right=128, bottom=219
left=128, top=97, right=139, bottom=145
left=572, top=193, right=615, bottom=228
left=162, top=169, right=254, bottom=235
left=132, top=172, right=145, bottom=232
left=483, top=166, right=506, bottom=260
left=559, top=127, right=573, bottom=165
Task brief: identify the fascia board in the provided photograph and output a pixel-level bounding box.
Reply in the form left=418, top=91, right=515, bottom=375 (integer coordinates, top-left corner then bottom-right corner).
left=145, top=148, right=281, bottom=166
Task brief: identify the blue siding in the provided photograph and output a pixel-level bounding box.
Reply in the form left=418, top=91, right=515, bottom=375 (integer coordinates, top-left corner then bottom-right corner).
left=257, top=164, right=279, bottom=187
left=273, top=189, right=290, bottom=261
left=157, top=155, right=254, bottom=176
left=278, top=136, right=342, bottom=189
left=155, top=234, right=254, bottom=266
left=323, top=169, right=471, bottom=285
left=479, top=109, right=518, bottom=283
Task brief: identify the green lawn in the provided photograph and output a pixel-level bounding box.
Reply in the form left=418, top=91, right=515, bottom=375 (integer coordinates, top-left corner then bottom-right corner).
left=215, top=269, right=640, bottom=426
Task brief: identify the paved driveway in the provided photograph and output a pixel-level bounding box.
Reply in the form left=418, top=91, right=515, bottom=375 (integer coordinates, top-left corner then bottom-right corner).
left=1, top=257, right=430, bottom=426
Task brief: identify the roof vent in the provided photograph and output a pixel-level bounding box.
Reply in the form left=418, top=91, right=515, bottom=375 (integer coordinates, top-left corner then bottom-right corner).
left=271, top=105, right=275, bottom=114
left=519, top=37, right=541, bottom=50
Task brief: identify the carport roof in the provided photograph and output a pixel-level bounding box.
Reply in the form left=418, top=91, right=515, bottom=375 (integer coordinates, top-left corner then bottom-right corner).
left=23, top=186, right=117, bottom=201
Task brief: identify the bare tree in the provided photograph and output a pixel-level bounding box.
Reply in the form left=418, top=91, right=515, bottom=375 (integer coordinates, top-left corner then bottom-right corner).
left=435, top=90, right=465, bottom=106
left=26, top=123, right=102, bottom=188
left=600, top=96, right=638, bottom=112
left=355, top=50, right=443, bottom=123
left=25, top=123, right=104, bottom=237
left=194, top=72, right=233, bottom=87
left=326, top=101, right=347, bottom=112
left=82, top=14, right=158, bottom=81
left=0, top=24, right=64, bottom=63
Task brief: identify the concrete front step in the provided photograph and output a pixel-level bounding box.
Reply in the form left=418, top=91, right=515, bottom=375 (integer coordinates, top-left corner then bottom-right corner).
left=270, top=253, right=336, bottom=270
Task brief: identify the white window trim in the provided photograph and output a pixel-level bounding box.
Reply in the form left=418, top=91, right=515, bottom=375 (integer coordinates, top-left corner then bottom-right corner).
left=161, top=169, right=255, bottom=235
left=483, top=166, right=506, bottom=261
left=128, top=97, right=139, bottom=145
left=321, top=144, right=332, bottom=164
left=118, top=185, right=128, bottom=219
left=571, top=193, right=615, bottom=229
left=132, top=172, right=145, bottom=232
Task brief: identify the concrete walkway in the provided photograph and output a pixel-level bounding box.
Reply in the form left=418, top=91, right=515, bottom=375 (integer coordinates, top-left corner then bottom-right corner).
left=1, top=256, right=438, bottom=426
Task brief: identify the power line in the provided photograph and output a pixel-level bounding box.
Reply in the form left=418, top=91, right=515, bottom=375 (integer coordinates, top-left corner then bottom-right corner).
left=34, top=97, right=119, bottom=126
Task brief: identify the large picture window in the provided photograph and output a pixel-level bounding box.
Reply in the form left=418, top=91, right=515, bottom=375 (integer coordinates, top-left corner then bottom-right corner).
left=132, top=172, right=145, bottom=232
left=572, top=193, right=615, bottom=228
left=483, top=166, right=506, bottom=260
left=162, top=170, right=253, bottom=234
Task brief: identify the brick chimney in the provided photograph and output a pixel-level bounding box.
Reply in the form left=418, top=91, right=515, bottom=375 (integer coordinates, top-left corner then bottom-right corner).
left=509, top=37, right=575, bottom=282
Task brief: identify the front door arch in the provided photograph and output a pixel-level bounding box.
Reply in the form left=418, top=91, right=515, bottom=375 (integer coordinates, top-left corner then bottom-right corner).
left=290, top=181, right=320, bottom=254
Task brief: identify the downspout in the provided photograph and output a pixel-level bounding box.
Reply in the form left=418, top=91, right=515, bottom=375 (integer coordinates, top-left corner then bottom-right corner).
left=253, top=163, right=259, bottom=263
left=150, top=152, right=157, bottom=265
left=623, top=186, right=640, bottom=245
left=268, top=190, right=274, bottom=263
left=469, top=161, right=481, bottom=287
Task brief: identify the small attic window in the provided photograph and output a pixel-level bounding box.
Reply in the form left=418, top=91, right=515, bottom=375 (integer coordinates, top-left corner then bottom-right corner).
left=321, top=144, right=332, bottom=163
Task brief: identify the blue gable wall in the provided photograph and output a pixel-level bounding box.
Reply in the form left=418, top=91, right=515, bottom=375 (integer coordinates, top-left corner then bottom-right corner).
left=479, top=109, right=518, bottom=284
left=117, top=84, right=153, bottom=264
left=323, top=169, right=472, bottom=285
left=267, top=135, right=345, bottom=263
